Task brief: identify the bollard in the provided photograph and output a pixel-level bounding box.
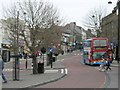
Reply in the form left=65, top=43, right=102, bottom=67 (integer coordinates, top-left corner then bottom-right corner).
left=12, top=55, right=20, bottom=81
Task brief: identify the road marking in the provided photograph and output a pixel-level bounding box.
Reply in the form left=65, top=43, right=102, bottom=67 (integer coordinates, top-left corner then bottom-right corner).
left=45, top=70, right=59, bottom=73
left=60, top=68, right=68, bottom=74
left=57, top=59, right=64, bottom=62
left=61, top=69, right=64, bottom=74
left=65, top=68, right=68, bottom=74
left=61, top=59, right=64, bottom=62
left=3, top=69, right=13, bottom=71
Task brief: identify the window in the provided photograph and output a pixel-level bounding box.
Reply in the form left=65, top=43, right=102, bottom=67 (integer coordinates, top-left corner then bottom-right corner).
left=93, top=39, right=107, bottom=46
left=92, top=51, right=106, bottom=60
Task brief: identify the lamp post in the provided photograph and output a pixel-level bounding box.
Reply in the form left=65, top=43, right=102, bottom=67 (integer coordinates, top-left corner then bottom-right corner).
left=92, top=15, right=98, bottom=37
left=23, top=12, right=28, bottom=69
left=72, top=22, right=76, bottom=47
left=13, top=11, right=20, bottom=81
left=117, top=0, right=120, bottom=63
left=108, top=1, right=112, bottom=4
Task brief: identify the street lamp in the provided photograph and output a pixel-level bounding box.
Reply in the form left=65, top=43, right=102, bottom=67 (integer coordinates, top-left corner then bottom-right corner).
left=23, top=12, right=28, bottom=69
left=72, top=22, right=76, bottom=44
left=13, top=11, right=20, bottom=81
left=92, top=15, right=98, bottom=37
left=108, top=1, right=112, bottom=4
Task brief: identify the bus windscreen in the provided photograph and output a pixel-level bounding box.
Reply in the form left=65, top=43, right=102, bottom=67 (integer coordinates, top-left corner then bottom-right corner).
left=92, top=51, right=109, bottom=60
left=93, top=39, right=107, bottom=46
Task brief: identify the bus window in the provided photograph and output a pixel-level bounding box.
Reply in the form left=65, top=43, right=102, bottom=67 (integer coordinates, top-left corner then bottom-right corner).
left=92, top=51, right=106, bottom=60
left=93, top=39, right=107, bottom=46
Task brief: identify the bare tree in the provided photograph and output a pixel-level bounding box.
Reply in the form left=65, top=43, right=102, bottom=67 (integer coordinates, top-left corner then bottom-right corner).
left=43, top=23, right=62, bottom=48
left=83, top=6, right=107, bottom=37
left=1, top=0, right=63, bottom=74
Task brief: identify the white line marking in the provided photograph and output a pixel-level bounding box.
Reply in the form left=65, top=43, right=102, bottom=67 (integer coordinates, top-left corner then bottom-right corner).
left=61, top=69, right=64, bottom=74
left=45, top=70, right=59, bottom=73
left=3, top=69, right=13, bottom=71
left=65, top=68, right=68, bottom=74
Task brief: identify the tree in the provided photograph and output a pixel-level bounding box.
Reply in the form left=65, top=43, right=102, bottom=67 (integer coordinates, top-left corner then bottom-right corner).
left=83, top=6, right=107, bottom=37
left=43, top=22, right=62, bottom=48
left=1, top=0, right=63, bottom=74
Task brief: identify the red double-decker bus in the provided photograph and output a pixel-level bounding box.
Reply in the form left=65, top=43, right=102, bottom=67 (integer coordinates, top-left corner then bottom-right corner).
left=82, top=38, right=109, bottom=65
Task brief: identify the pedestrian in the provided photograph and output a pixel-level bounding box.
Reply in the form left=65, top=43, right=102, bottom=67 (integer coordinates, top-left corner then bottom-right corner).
left=49, top=52, right=53, bottom=68
left=61, top=50, right=64, bottom=55
left=0, top=54, right=7, bottom=83
left=40, top=51, right=42, bottom=58
left=106, top=59, right=112, bottom=71
left=99, top=55, right=105, bottom=72
left=19, top=52, right=22, bottom=58
left=108, top=49, right=113, bottom=63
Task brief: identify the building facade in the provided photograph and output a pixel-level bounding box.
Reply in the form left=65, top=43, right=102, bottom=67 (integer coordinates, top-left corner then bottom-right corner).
left=101, top=6, right=119, bottom=59
left=0, top=20, right=11, bottom=62
left=61, top=22, right=86, bottom=51
left=101, top=8, right=118, bottom=48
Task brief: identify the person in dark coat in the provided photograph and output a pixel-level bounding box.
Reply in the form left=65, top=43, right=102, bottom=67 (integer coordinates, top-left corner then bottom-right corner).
left=106, top=59, right=112, bottom=71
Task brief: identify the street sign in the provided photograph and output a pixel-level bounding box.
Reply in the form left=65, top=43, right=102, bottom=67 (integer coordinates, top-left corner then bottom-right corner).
left=49, top=48, right=54, bottom=53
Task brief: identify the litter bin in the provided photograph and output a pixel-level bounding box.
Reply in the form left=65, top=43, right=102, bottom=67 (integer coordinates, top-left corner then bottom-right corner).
left=38, top=62, right=44, bottom=73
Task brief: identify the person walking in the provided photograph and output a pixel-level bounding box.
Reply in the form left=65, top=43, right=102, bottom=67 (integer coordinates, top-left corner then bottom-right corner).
left=49, top=52, right=53, bottom=68
left=99, top=55, right=105, bottom=72
left=106, top=59, right=112, bottom=71
left=0, top=54, right=7, bottom=83
left=40, top=51, right=42, bottom=58
left=108, top=49, right=113, bottom=62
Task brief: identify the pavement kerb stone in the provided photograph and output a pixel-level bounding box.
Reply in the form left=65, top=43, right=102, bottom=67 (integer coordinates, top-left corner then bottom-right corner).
left=3, top=67, right=67, bottom=88
left=23, top=66, right=67, bottom=88
left=110, top=60, right=120, bottom=67
left=25, top=73, right=67, bottom=88
left=111, top=64, right=120, bottom=67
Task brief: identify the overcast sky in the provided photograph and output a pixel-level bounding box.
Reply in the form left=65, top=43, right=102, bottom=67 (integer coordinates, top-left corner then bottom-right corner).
left=0, top=0, right=118, bottom=29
